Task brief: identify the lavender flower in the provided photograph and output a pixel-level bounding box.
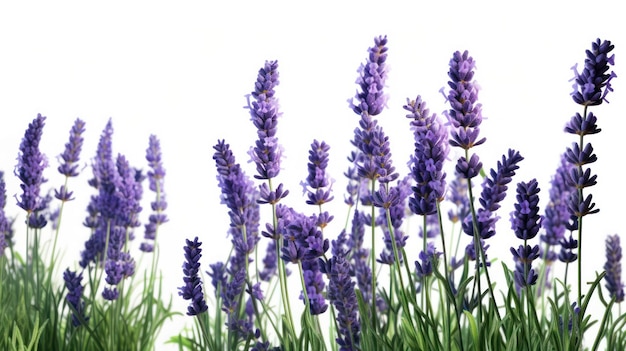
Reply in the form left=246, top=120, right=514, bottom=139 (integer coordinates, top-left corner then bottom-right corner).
left=63, top=268, right=89, bottom=326
left=447, top=171, right=470, bottom=224
left=558, top=234, right=578, bottom=264
left=301, top=259, right=328, bottom=315
left=446, top=50, right=486, bottom=179
left=213, top=140, right=260, bottom=275
left=510, top=179, right=542, bottom=291
left=405, top=95, right=449, bottom=215
left=57, top=118, right=86, bottom=178
left=247, top=60, right=283, bottom=181
left=415, top=242, right=441, bottom=280
left=16, top=113, right=48, bottom=228
left=325, top=254, right=360, bottom=351
left=541, top=154, right=575, bottom=247
left=510, top=179, right=542, bottom=241
left=376, top=178, right=411, bottom=264
left=0, top=171, right=8, bottom=255
left=350, top=35, right=388, bottom=117
left=140, top=135, right=168, bottom=252
left=604, top=234, right=624, bottom=303
left=511, top=244, right=540, bottom=289
left=462, top=149, right=524, bottom=258
left=179, top=237, right=208, bottom=316
left=303, top=140, right=334, bottom=206
left=571, top=39, right=616, bottom=106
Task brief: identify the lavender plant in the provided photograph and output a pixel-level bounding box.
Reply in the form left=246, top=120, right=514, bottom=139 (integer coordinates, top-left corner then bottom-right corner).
left=172, top=35, right=624, bottom=351
left=0, top=116, right=177, bottom=350
left=0, top=33, right=622, bottom=351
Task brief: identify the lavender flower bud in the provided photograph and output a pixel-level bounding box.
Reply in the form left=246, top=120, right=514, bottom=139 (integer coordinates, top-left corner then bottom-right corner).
left=571, top=38, right=616, bottom=106
left=16, top=114, right=49, bottom=227
left=57, top=118, right=86, bottom=178
left=179, top=237, right=208, bottom=316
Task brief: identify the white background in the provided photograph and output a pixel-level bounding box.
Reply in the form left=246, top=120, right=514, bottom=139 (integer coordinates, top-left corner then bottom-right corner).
left=1, top=1, right=625, bottom=349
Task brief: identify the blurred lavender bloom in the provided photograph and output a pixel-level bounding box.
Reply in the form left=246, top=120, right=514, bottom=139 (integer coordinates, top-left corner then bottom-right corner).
left=259, top=240, right=277, bottom=282
left=558, top=234, right=578, bottom=263
left=301, top=259, right=328, bottom=315
left=16, top=114, right=48, bottom=228
left=541, top=154, right=575, bottom=248
left=349, top=35, right=388, bottom=117
left=247, top=60, right=283, bottom=180
left=57, top=118, right=86, bottom=178
left=571, top=39, right=616, bottom=106
left=415, top=242, right=441, bottom=280
left=376, top=178, right=411, bottom=264
left=0, top=172, right=7, bottom=255
left=303, top=140, right=334, bottom=206
left=115, top=154, right=143, bottom=229
left=404, top=95, right=449, bottom=216
left=604, top=234, right=624, bottom=303
left=141, top=135, right=168, bottom=253
left=447, top=172, right=470, bottom=224
left=325, top=254, right=360, bottom=351
left=347, top=210, right=372, bottom=304
left=63, top=268, right=89, bottom=326
left=179, top=237, right=208, bottom=316
left=213, top=139, right=260, bottom=276
left=207, top=261, right=227, bottom=297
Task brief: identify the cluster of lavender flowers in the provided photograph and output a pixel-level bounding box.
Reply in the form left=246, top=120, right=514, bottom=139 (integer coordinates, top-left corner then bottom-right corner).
left=177, top=36, right=623, bottom=351
left=2, top=112, right=168, bottom=332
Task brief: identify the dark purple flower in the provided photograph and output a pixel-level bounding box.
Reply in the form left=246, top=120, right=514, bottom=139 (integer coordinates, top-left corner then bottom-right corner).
left=462, top=149, right=524, bottom=246
left=558, top=234, right=578, bottom=263
left=415, top=242, right=440, bottom=279
left=350, top=35, right=388, bottom=117
left=247, top=60, right=283, bottom=180
left=571, top=39, right=616, bottom=106
left=57, top=118, right=86, bottom=178
left=604, top=234, right=624, bottom=303
left=325, top=254, right=360, bottom=351
left=564, top=112, right=601, bottom=136
left=140, top=135, right=168, bottom=252
left=511, top=244, right=540, bottom=290
left=16, top=114, right=49, bottom=228
left=63, top=268, right=89, bottom=326
left=179, top=237, right=208, bottom=316
left=405, top=96, right=449, bottom=215
left=510, top=179, right=542, bottom=241
left=446, top=50, right=486, bottom=150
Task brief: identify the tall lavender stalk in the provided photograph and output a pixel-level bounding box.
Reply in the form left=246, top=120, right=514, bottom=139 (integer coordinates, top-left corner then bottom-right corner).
left=246, top=60, right=295, bottom=336
left=566, top=38, right=615, bottom=306
left=348, top=35, right=396, bottom=326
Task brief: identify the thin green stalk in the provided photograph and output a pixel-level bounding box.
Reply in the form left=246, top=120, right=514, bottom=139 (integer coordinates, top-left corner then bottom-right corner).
left=369, top=178, right=377, bottom=330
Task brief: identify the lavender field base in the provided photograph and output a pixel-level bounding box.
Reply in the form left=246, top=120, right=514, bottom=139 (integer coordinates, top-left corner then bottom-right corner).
left=1, top=2, right=626, bottom=351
